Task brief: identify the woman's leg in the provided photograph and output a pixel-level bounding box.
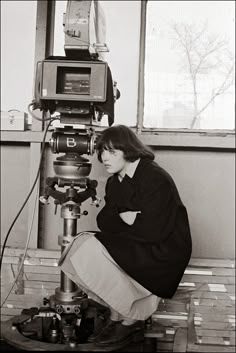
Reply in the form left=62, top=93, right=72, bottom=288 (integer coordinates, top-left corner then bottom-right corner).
left=67, top=236, right=160, bottom=321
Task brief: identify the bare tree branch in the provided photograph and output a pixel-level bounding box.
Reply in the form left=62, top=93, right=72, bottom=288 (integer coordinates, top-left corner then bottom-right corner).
left=170, top=22, right=235, bottom=128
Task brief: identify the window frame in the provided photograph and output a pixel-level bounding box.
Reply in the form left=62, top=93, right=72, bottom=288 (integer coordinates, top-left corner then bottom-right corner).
left=137, top=0, right=235, bottom=149
left=36, top=0, right=235, bottom=150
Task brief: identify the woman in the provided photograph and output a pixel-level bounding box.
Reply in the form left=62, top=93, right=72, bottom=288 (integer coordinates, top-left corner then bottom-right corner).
left=60, top=125, right=192, bottom=348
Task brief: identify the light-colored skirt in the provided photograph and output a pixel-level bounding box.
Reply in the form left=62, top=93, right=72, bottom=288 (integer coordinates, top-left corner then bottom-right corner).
left=59, top=232, right=160, bottom=320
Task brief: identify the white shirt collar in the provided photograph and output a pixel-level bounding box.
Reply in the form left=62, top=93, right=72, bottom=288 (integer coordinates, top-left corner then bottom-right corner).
left=125, top=158, right=140, bottom=179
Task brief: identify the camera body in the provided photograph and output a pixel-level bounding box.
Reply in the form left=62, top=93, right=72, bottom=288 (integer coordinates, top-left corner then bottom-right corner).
left=34, top=59, right=107, bottom=114
left=32, top=0, right=113, bottom=128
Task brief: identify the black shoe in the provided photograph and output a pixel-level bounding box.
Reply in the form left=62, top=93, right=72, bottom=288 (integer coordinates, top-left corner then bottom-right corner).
left=87, top=330, right=103, bottom=343
left=95, top=320, right=144, bottom=348
left=87, top=318, right=121, bottom=343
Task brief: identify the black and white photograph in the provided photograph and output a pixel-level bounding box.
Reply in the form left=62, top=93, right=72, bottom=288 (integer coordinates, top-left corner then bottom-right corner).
left=0, top=1, right=235, bottom=352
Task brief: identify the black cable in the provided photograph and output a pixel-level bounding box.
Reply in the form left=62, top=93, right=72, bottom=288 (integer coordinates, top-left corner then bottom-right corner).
left=0, top=119, right=55, bottom=271
left=0, top=189, right=39, bottom=308
left=27, top=103, right=59, bottom=122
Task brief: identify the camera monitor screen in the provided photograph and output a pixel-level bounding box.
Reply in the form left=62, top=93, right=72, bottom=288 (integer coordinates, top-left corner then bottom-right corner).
left=56, top=67, right=91, bottom=95
left=37, top=60, right=107, bottom=102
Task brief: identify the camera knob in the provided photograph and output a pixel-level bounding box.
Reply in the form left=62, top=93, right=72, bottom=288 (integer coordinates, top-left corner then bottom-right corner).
left=91, top=197, right=101, bottom=207
left=43, top=297, right=49, bottom=305
left=39, top=196, right=50, bottom=205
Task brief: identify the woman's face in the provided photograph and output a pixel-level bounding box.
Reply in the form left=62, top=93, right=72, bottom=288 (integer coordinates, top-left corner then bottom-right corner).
left=100, top=149, right=127, bottom=175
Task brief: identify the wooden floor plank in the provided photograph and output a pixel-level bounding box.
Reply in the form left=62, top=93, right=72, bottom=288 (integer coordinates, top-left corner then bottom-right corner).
left=151, top=318, right=188, bottom=328
left=192, top=305, right=234, bottom=315
left=156, top=341, right=173, bottom=351
left=1, top=247, right=60, bottom=259
left=157, top=302, right=189, bottom=312
left=186, top=267, right=235, bottom=276
left=24, top=273, right=60, bottom=282
left=2, top=257, right=59, bottom=267
left=6, top=293, right=49, bottom=303
left=180, top=283, right=235, bottom=293
left=11, top=264, right=60, bottom=274
left=192, top=291, right=235, bottom=298
left=1, top=249, right=235, bottom=353
left=189, top=258, right=235, bottom=268
left=193, top=321, right=235, bottom=330
left=192, top=298, right=234, bottom=307
left=23, top=287, right=56, bottom=296
left=195, top=335, right=235, bottom=345
left=195, top=328, right=235, bottom=338
left=173, top=328, right=188, bottom=352
left=1, top=307, right=22, bottom=316
left=23, top=280, right=59, bottom=289
left=187, top=343, right=236, bottom=352
left=182, top=274, right=235, bottom=285
left=194, top=312, right=235, bottom=323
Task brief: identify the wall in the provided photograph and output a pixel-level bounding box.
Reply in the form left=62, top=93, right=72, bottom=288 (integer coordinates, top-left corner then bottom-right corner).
left=41, top=149, right=235, bottom=259
left=0, top=145, right=31, bottom=248
left=154, top=149, right=235, bottom=259
left=1, top=1, right=235, bottom=260
left=0, top=1, right=37, bottom=113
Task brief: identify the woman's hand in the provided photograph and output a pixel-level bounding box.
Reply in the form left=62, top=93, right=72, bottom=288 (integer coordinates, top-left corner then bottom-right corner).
left=119, top=211, right=141, bottom=225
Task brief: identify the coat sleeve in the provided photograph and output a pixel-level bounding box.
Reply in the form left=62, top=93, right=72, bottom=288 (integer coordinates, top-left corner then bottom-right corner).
left=96, top=178, right=131, bottom=233
left=130, top=176, right=177, bottom=243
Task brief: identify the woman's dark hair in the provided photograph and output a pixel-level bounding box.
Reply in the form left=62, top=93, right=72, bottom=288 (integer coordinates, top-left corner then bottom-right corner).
left=96, top=125, right=155, bottom=162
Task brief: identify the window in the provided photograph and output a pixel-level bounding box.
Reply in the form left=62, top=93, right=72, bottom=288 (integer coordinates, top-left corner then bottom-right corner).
left=53, top=1, right=67, bottom=56
left=144, top=1, right=235, bottom=131
left=53, top=1, right=141, bottom=127
left=1, top=1, right=37, bottom=113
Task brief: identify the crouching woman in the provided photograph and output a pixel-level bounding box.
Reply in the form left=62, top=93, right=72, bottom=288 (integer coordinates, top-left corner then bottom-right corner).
left=59, top=124, right=192, bottom=349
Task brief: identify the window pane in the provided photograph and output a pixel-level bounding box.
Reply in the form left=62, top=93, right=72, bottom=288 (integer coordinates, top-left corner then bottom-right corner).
left=144, top=1, right=235, bottom=130
left=53, top=1, right=141, bottom=127
left=1, top=1, right=37, bottom=113
left=54, top=0, right=67, bottom=56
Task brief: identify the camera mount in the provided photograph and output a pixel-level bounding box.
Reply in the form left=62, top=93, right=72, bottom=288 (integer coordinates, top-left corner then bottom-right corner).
left=39, top=125, right=101, bottom=314
left=2, top=1, right=121, bottom=350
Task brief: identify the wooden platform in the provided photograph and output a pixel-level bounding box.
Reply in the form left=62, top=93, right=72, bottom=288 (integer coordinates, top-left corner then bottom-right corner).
left=1, top=247, right=235, bottom=352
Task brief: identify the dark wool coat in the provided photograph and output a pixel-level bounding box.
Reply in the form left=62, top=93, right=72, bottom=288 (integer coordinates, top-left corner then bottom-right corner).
left=95, top=158, right=192, bottom=298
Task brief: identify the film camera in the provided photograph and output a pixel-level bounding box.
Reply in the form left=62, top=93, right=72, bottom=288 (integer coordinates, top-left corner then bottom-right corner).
left=3, top=1, right=121, bottom=350
left=35, top=0, right=120, bottom=309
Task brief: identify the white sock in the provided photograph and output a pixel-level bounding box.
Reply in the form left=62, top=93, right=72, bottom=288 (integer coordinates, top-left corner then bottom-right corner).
left=109, top=308, right=122, bottom=321
left=122, top=318, right=138, bottom=326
